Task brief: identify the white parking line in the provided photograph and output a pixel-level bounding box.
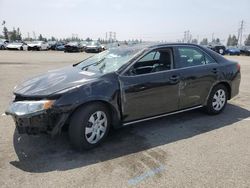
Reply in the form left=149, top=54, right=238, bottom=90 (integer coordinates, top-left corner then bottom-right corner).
left=128, top=165, right=165, bottom=186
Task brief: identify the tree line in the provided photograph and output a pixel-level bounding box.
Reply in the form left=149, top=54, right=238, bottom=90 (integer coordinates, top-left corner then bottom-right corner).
left=199, top=34, right=250, bottom=46
left=2, top=21, right=250, bottom=46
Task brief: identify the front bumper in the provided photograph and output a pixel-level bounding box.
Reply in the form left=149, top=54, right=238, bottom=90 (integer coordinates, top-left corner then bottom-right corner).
left=6, top=109, right=69, bottom=135
left=64, top=46, right=81, bottom=52
left=28, top=46, right=39, bottom=51
left=85, top=47, right=100, bottom=53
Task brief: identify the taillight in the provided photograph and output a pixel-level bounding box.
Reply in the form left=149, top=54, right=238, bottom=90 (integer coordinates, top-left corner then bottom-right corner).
left=237, top=63, right=241, bottom=71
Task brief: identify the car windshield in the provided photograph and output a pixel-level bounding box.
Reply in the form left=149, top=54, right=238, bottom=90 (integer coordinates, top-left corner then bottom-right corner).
left=88, top=41, right=99, bottom=46
left=229, top=47, right=238, bottom=50
left=28, top=41, right=41, bottom=44
left=75, top=47, right=143, bottom=74
left=67, top=42, right=78, bottom=45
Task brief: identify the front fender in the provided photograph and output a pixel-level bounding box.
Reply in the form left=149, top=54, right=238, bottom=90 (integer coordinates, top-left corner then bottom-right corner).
left=53, top=78, right=122, bottom=128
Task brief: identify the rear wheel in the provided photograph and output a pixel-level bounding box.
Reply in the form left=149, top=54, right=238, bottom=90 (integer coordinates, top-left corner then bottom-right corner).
left=219, top=48, right=224, bottom=55
left=69, top=103, right=111, bottom=151
left=205, top=84, right=228, bottom=115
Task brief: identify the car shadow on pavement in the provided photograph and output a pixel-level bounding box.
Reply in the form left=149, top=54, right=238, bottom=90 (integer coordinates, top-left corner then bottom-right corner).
left=10, top=104, right=250, bottom=173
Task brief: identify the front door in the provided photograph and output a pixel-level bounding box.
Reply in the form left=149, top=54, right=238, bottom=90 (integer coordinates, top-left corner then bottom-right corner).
left=119, top=48, right=180, bottom=122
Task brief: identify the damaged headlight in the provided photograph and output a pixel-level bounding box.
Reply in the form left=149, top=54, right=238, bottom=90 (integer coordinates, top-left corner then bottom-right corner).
left=6, top=100, right=54, bottom=116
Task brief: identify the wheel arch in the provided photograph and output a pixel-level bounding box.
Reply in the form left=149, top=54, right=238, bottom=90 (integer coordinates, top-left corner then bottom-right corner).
left=63, top=100, right=121, bottom=131
left=217, top=81, right=231, bottom=100
left=206, top=81, right=232, bottom=103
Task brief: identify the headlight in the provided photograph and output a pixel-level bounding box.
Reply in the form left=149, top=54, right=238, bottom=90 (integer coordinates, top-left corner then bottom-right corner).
left=7, top=100, right=54, bottom=116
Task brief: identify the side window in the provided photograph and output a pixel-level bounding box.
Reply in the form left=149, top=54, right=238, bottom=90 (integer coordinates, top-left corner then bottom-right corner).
left=138, top=51, right=160, bottom=62
left=176, top=47, right=215, bottom=68
left=129, top=49, right=172, bottom=75
left=204, top=54, right=216, bottom=64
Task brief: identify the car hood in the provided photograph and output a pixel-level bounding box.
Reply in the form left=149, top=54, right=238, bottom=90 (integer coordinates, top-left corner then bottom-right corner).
left=7, top=43, right=22, bottom=48
left=14, top=66, right=100, bottom=97
left=86, top=45, right=98, bottom=48
left=28, top=43, right=41, bottom=47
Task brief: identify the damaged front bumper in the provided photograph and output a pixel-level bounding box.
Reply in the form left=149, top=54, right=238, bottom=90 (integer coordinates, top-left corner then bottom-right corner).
left=6, top=103, right=69, bottom=136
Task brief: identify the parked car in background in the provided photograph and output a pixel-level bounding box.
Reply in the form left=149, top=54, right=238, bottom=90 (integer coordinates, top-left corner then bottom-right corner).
left=207, top=43, right=226, bottom=55
left=0, top=39, right=9, bottom=50
left=240, top=46, right=250, bottom=56
left=6, top=41, right=28, bottom=50
left=55, top=43, right=65, bottom=51
left=6, top=43, right=241, bottom=151
left=49, top=42, right=65, bottom=51
left=106, top=42, right=120, bottom=49
left=226, top=46, right=241, bottom=56
left=80, top=41, right=88, bottom=50
left=64, top=42, right=84, bottom=52
left=85, top=41, right=103, bottom=53
left=48, top=41, right=57, bottom=50
left=27, top=41, right=49, bottom=51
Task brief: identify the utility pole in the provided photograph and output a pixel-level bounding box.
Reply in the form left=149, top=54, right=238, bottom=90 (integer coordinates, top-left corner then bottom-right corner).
left=237, top=20, right=244, bottom=46
left=114, top=32, right=116, bottom=41
left=33, top=31, right=36, bottom=40
left=184, top=30, right=191, bottom=43
left=109, top=31, right=112, bottom=43
left=184, top=31, right=190, bottom=43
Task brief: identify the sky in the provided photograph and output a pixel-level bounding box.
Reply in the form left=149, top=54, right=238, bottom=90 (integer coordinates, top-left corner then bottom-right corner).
left=0, top=0, right=250, bottom=43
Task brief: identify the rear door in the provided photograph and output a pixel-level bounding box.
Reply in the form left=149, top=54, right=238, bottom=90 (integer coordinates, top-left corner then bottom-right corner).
left=174, top=46, right=219, bottom=109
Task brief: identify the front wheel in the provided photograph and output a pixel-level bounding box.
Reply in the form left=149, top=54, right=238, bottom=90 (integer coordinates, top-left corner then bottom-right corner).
left=69, top=103, right=111, bottom=151
left=205, top=84, right=228, bottom=115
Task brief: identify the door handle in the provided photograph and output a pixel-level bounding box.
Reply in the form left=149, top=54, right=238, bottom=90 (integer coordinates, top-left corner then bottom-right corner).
left=211, top=68, right=218, bottom=74
left=169, top=75, right=180, bottom=83
left=170, top=75, right=180, bottom=81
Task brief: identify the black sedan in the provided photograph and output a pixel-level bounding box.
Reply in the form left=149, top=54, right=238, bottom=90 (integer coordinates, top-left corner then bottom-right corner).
left=6, top=43, right=241, bottom=151
left=85, top=41, right=103, bottom=53
left=207, top=43, right=226, bottom=55
left=64, top=42, right=84, bottom=53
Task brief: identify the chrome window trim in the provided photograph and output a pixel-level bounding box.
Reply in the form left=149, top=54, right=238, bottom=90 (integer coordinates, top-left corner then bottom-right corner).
left=119, top=44, right=218, bottom=78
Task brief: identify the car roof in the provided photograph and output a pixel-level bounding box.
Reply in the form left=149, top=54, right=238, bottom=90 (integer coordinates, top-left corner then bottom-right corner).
left=122, top=42, right=205, bottom=51
left=120, top=42, right=228, bottom=64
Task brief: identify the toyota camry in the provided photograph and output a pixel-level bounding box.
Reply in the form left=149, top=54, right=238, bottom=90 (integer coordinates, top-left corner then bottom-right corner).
left=6, top=43, right=241, bottom=151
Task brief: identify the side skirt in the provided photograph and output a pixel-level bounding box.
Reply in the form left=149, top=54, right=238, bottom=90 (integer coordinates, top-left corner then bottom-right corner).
left=122, top=105, right=203, bottom=126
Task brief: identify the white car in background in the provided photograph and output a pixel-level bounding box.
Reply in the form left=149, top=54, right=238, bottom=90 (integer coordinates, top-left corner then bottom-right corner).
left=27, top=41, right=49, bottom=51
left=6, top=42, right=28, bottom=50
left=0, top=39, right=9, bottom=50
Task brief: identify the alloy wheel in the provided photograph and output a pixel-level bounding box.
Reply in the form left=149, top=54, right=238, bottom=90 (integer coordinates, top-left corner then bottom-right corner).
left=212, top=89, right=226, bottom=111
left=85, top=111, right=107, bottom=144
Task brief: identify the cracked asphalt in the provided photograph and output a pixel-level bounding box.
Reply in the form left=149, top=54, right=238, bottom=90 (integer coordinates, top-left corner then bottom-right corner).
left=0, top=51, right=250, bottom=188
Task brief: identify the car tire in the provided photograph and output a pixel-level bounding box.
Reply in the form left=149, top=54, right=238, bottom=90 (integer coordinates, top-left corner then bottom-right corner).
left=20, top=47, right=23, bottom=51
left=0, top=45, right=4, bottom=50
left=218, top=48, right=224, bottom=55
left=205, top=84, right=228, bottom=115
left=69, top=103, right=111, bottom=151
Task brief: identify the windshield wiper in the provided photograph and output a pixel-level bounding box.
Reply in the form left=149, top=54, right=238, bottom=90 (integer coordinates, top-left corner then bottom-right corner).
left=72, top=56, right=93, bottom=67
left=81, top=58, right=106, bottom=71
